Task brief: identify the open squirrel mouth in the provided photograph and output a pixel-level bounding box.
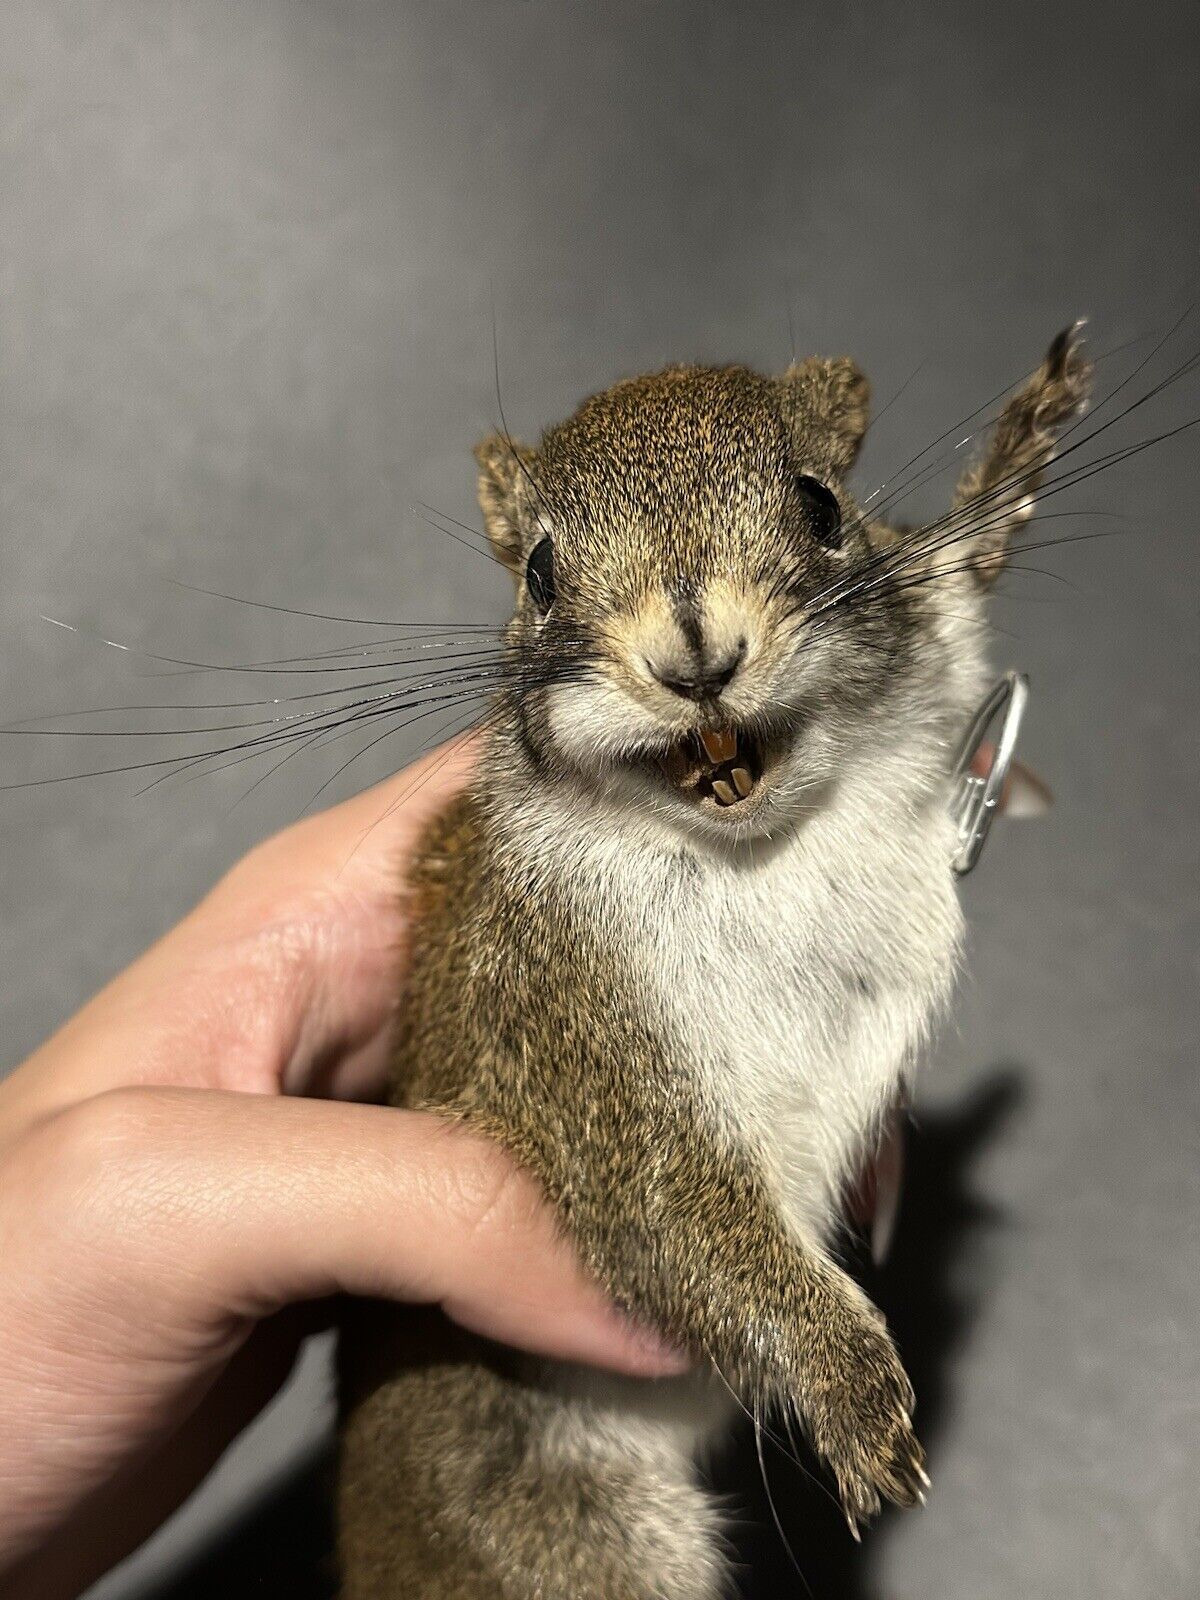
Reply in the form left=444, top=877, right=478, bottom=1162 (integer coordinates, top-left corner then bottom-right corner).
left=658, top=726, right=764, bottom=808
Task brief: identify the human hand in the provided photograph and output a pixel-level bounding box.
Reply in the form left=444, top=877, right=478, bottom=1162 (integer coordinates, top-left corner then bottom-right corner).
left=0, top=740, right=686, bottom=1599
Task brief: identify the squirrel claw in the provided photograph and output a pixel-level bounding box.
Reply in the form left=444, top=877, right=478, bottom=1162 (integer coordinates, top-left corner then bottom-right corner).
left=835, top=1431, right=928, bottom=1537
left=837, top=1475, right=881, bottom=1539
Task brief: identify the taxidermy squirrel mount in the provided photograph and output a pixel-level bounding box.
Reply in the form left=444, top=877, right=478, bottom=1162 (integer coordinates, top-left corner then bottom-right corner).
left=337, top=326, right=1091, bottom=1599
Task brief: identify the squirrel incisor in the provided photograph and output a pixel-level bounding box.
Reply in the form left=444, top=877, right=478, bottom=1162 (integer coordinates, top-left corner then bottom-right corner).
left=337, top=328, right=1090, bottom=1598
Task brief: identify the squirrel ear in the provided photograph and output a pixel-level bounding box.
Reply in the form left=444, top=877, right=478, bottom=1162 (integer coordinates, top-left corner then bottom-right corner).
left=952, top=322, right=1092, bottom=586
left=777, top=356, right=870, bottom=479
left=474, top=433, right=536, bottom=572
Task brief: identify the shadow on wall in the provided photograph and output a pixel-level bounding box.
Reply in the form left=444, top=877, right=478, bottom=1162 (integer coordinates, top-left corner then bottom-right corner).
left=145, top=1068, right=1026, bottom=1600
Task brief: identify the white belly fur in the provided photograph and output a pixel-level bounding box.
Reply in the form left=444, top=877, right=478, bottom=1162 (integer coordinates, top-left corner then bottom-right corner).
left=523, top=758, right=963, bottom=1241
left=653, top=781, right=963, bottom=1241
left=518, top=756, right=963, bottom=1459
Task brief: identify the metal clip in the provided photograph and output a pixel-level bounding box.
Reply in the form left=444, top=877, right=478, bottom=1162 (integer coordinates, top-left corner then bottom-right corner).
left=949, top=672, right=1029, bottom=877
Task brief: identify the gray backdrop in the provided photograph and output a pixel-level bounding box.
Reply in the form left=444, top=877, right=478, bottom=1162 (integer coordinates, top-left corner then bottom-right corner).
left=2, top=3, right=1197, bottom=1597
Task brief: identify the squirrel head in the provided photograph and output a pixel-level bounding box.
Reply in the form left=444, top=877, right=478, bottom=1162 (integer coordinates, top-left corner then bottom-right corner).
left=474, top=332, right=1088, bottom=842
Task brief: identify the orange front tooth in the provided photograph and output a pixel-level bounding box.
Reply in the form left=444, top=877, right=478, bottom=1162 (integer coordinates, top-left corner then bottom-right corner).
left=699, top=727, right=737, bottom=764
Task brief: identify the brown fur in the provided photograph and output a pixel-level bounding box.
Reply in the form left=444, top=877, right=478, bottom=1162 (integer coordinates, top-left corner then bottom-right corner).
left=337, top=331, right=1089, bottom=1597
left=339, top=790, right=918, bottom=1596
left=953, top=322, right=1091, bottom=582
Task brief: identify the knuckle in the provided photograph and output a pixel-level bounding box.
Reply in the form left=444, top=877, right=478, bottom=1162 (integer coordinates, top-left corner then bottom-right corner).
left=34, top=1087, right=161, bottom=1171
left=14, top=1088, right=175, bottom=1233
left=57, top=1086, right=166, bottom=1163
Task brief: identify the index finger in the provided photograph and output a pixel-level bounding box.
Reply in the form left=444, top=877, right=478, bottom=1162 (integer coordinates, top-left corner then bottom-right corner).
left=0, top=735, right=481, bottom=1137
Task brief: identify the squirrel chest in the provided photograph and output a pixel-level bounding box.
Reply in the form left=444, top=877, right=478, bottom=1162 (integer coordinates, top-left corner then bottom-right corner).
left=516, top=769, right=963, bottom=1244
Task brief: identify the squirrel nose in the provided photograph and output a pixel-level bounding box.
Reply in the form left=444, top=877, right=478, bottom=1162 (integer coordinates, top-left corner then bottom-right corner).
left=650, top=642, right=745, bottom=702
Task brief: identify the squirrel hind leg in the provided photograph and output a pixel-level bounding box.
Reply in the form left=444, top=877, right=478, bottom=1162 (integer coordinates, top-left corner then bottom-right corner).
left=337, top=1308, right=727, bottom=1600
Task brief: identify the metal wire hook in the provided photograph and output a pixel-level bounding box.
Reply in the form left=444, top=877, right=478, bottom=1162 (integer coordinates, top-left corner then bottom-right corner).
left=949, top=671, right=1029, bottom=876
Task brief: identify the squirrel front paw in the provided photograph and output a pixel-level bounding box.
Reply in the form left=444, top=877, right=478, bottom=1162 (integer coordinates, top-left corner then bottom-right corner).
left=798, top=1295, right=928, bottom=1538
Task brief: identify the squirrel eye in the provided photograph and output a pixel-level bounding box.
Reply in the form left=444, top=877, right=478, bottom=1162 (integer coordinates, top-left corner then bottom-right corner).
left=795, top=475, right=843, bottom=550
left=525, top=537, right=556, bottom=613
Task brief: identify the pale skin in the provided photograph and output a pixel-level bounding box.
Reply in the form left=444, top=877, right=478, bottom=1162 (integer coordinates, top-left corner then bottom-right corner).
left=0, top=738, right=687, bottom=1600
left=0, top=737, right=1034, bottom=1599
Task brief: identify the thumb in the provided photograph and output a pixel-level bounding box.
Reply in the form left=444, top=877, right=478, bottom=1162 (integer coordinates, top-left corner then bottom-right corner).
left=39, top=1086, right=686, bottom=1378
